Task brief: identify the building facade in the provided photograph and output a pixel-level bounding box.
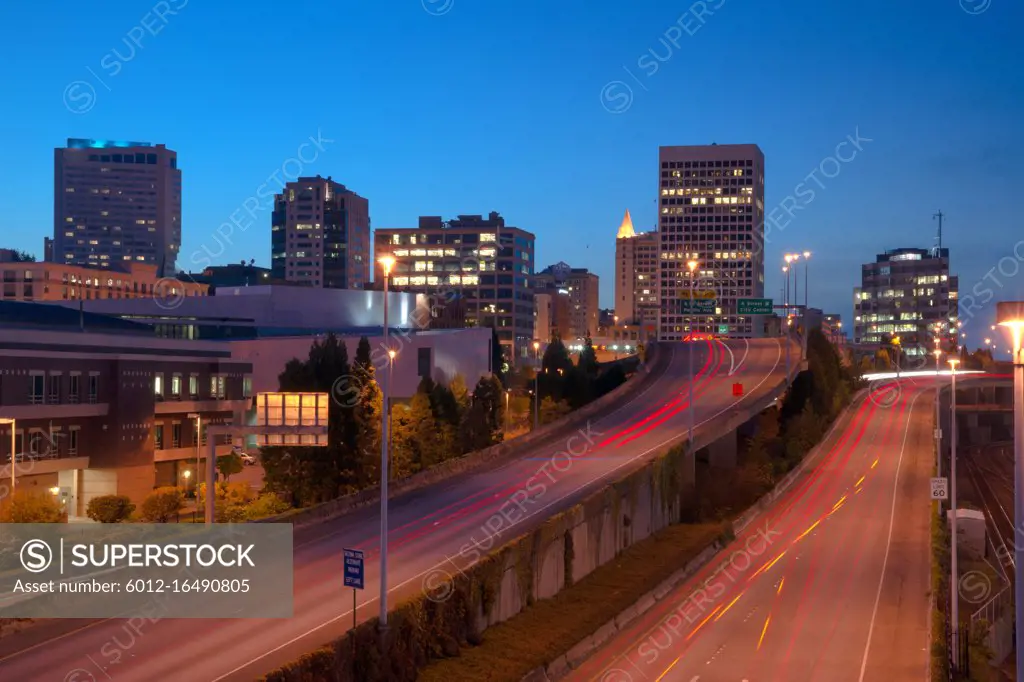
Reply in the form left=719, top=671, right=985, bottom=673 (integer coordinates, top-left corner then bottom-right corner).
left=657, top=144, right=765, bottom=340
left=534, top=262, right=599, bottom=341
left=0, top=302, right=251, bottom=516
left=53, top=139, right=182, bottom=275
left=270, top=176, right=370, bottom=290
left=0, top=260, right=207, bottom=303
left=533, top=290, right=572, bottom=343
left=853, top=247, right=959, bottom=356
left=374, top=212, right=535, bottom=361
left=614, top=209, right=660, bottom=336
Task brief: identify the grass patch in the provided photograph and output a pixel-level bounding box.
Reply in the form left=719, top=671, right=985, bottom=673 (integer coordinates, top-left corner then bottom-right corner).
left=417, top=522, right=724, bottom=682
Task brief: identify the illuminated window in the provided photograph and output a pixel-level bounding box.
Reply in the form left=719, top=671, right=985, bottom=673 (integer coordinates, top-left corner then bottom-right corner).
left=410, top=276, right=427, bottom=286
left=394, top=249, right=409, bottom=257
left=480, top=233, right=496, bottom=242
left=393, top=276, right=409, bottom=286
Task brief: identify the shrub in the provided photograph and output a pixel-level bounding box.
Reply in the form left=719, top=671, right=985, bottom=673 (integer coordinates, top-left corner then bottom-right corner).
left=139, top=487, right=184, bottom=523
left=86, top=495, right=135, bottom=523
left=0, top=489, right=66, bottom=523
left=244, top=494, right=291, bottom=520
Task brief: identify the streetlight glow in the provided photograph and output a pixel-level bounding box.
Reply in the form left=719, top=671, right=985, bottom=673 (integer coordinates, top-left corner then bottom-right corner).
left=378, top=254, right=396, bottom=275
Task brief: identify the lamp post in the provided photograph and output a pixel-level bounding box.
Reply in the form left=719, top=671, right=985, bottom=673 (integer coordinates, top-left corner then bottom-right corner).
left=188, top=412, right=201, bottom=495
left=687, top=260, right=699, bottom=447
left=388, top=349, right=396, bottom=471
left=505, top=389, right=510, bottom=435
left=948, top=356, right=960, bottom=662
left=892, top=336, right=901, bottom=378
left=533, top=341, right=540, bottom=431
left=0, top=417, right=14, bottom=494
left=996, top=301, right=1024, bottom=676
left=783, top=264, right=790, bottom=378
left=377, top=254, right=395, bottom=628
left=933, top=348, right=943, bottom=509
left=803, top=251, right=811, bottom=310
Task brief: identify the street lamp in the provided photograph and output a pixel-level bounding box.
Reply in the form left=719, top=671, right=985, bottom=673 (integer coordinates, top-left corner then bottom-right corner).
left=505, top=389, right=510, bottom=435
left=892, top=335, right=902, bottom=377
left=533, top=341, right=540, bottom=431
left=802, top=250, right=811, bottom=310
left=996, top=301, right=1024, bottom=676
left=188, top=412, right=201, bottom=494
left=687, top=259, right=699, bottom=447
left=377, top=253, right=395, bottom=628
left=948, top=356, right=960, bottom=661
left=0, top=417, right=14, bottom=493
left=388, top=349, right=396, bottom=472
left=933, top=348, right=943, bottom=492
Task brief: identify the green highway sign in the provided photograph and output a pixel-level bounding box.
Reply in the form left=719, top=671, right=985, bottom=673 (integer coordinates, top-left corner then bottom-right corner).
left=738, top=298, right=773, bottom=315
left=680, top=299, right=716, bottom=314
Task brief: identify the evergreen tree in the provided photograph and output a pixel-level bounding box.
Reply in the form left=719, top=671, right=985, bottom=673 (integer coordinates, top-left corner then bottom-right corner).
left=352, top=336, right=383, bottom=487
left=430, top=380, right=460, bottom=428
left=491, top=327, right=506, bottom=385
left=262, top=333, right=359, bottom=505
left=459, top=400, right=492, bottom=453
left=450, top=373, right=470, bottom=415
left=407, top=390, right=444, bottom=468
left=578, top=334, right=600, bottom=376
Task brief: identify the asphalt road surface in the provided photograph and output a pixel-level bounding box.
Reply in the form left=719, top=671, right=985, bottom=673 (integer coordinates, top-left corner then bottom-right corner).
left=568, top=377, right=934, bottom=682
left=0, top=338, right=791, bottom=682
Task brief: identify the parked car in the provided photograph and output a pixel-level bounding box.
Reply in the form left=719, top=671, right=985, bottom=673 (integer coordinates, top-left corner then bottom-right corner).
left=233, top=448, right=257, bottom=466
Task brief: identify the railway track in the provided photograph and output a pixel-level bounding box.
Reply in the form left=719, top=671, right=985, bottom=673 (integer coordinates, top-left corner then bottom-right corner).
left=963, top=444, right=1015, bottom=578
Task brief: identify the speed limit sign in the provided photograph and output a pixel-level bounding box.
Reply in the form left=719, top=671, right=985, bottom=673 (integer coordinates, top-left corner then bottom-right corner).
left=930, top=477, right=948, bottom=500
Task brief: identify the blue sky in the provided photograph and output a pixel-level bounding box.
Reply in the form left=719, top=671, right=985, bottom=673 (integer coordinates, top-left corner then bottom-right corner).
left=1, top=0, right=1020, bottom=349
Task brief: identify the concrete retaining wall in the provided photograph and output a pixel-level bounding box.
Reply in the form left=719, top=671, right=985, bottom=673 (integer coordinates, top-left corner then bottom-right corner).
left=254, top=345, right=672, bottom=529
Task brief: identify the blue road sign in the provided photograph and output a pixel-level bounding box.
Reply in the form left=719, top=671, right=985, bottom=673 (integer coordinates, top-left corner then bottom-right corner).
left=343, top=548, right=364, bottom=590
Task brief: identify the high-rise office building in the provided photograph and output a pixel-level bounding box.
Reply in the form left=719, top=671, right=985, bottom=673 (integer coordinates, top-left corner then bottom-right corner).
left=53, top=139, right=181, bottom=275
left=534, top=290, right=572, bottom=343
left=534, top=262, right=600, bottom=341
left=657, top=144, right=765, bottom=340
left=853, top=247, right=959, bottom=356
left=270, top=176, right=370, bottom=290
left=374, top=212, right=535, bottom=361
left=614, top=209, right=659, bottom=329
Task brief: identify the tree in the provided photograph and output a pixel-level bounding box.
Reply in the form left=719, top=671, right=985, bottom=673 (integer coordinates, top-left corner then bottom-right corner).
left=450, top=374, right=470, bottom=414
left=430, top=380, right=461, bottom=428
left=471, top=375, right=504, bottom=443
left=406, top=390, right=446, bottom=468
left=139, top=487, right=184, bottom=522
left=86, top=495, right=135, bottom=523
left=352, top=336, right=383, bottom=487
left=243, top=494, right=291, bottom=520
left=10, top=250, right=36, bottom=263
left=262, top=333, right=361, bottom=505
left=594, top=364, right=627, bottom=398
left=0, top=489, right=66, bottom=522
left=217, top=452, right=244, bottom=481
left=578, top=334, right=600, bottom=377
left=490, top=327, right=506, bottom=385
left=539, top=397, right=572, bottom=425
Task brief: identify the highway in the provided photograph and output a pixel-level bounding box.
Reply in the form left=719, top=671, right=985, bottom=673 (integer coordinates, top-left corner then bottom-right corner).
left=568, top=377, right=935, bottom=682
left=0, top=338, right=791, bottom=682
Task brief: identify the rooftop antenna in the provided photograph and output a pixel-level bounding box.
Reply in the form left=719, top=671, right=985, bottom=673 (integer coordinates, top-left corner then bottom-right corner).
left=932, top=210, right=944, bottom=255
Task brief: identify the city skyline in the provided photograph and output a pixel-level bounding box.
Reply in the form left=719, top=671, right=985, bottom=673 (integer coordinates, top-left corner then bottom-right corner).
left=1, top=1, right=1020, bottom=345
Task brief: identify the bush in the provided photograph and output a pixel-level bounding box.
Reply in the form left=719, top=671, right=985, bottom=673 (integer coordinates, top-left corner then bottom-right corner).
left=244, top=493, right=291, bottom=520
left=139, top=487, right=184, bottom=522
left=86, top=495, right=135, bottom=523
left=0, top=489, right=66, bottom=523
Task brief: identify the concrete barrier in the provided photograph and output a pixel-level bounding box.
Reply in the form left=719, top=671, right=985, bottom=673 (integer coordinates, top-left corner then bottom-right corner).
left=255, top=344, right=672, bottom=529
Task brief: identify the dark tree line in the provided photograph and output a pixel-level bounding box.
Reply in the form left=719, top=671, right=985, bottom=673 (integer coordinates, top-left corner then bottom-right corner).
left=261, top=333, right=506, bottom=507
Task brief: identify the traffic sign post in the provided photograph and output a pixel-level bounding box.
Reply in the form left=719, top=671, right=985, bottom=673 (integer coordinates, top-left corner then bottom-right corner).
left=344, top=548, right=364, bottom=647
left=930, top=477, right=949, bottom=501
left=738, top=298, right=773, bottom=315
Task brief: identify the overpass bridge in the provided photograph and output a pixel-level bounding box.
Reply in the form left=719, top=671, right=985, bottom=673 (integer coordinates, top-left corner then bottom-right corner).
left=0, top=336, right=804, bottom=682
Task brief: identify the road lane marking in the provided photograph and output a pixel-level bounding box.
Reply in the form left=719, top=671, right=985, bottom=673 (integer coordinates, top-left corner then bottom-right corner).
left=714, top=593, right=743, bottom=622
left=857, top=390, right=920, bottom=682
left=871, top=458, right=878, bottom=469
left=855, top=475, right=865, bottom=487
left=793, top=519, right=821, bottom=544
left=757, top=613, right=772, bottom=651
left=655, top=655, right=681, bottom=681
left=777, top=577, right=785, bottom=595
left=686, top=604, right=723, bottom=641
left=210, top=342, right=787, bottom=682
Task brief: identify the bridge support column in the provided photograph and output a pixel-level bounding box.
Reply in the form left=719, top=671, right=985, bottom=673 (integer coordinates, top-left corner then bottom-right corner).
left=708, top=431, right=738, bottom=469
